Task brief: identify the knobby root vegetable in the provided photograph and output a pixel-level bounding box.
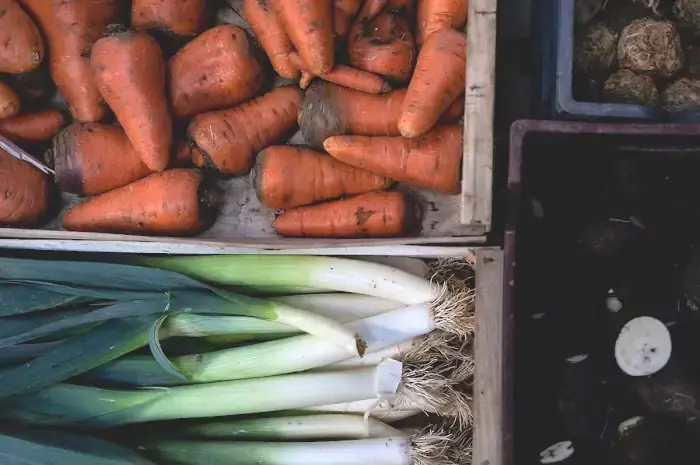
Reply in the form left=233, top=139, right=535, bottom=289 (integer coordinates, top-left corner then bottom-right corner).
left=0, top=82, right=19, bottom=119
left=132, top=0, right=208, bottom=38
left=20, top=0, right=121, bottom=122
left=0, top=109, right=65, bottom=143
left=417, top=0, right=469, bottom=44
left=62, top=169, right=220, bottom=236
left=273, top=190, right=418, bottom=238
left=334, top=0, right=364, bottom=38
left=47, top=123, right=152, bottom=196
left=399, top=28, right=466, bottom=138
left=243, top=0, right=301, bottom=80
left=169, top=24, right=265, bottom=119
left=270, top=0, right=335, bottom=76
left=0, top=148, right=48, bottom=226
left=348, top=0, right=416, bottom=83
left=0, top=0, right=43, bottom=74
left=189, top=85, right=303, bottom=176
left=324, top=125, right=463, bottom=194
left=302, top=65, right=392, bottom=94
left=92, top=27, right=173, bottom=172
left=252, top=145, right=392, bottom=209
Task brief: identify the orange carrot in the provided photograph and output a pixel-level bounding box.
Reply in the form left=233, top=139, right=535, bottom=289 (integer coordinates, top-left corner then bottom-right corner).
left=273, top=190, right=417, bottom=238
left=243, top=0, right=301, bottom=80
left=399, top=28, right=466, bottom=138
left=347, top=0, right=416, bottom=83
left=132, top=0, right=208, bottom=39
left=0, top=148, right=49, bottom=226
left=20, top=0, right=121, bottom=122
left=0, top=109, right=66, bottom=143
left=301, top=65, right=392, bottom=94
left=417, top=0, right=469, bottom=44
left=299, top=81, right=462, bottom=149
left=324, top=125, right=463, bottom=194
left=269, top=0, right=334, bottom=76
left=333, top=0, right=364, bottom=38
left=0, top=0, right=43, bottom=74
left=92, top=28, right=173, bottom=172
left=0, top=82, right=19, bottom=119
left=169, top=25, right=265, bottom=120
left=63, top=169, right=220, bottom=236
left=188, top=85, right=303, bottom=176
left=47, top=123, right=152, bottom=196
left=252, top=145, right=392, bottom=209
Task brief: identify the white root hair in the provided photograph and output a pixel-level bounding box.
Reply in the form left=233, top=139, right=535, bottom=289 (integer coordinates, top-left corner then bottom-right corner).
left=428, top=258, right=476, bottom=339
left=404, top=331, right=475, bottom=383
left=410, top=422, right=473, bottom=465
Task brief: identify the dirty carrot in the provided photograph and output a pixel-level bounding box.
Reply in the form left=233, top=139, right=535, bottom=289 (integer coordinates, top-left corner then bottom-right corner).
left=324, top=125, right=463, bottom=194
left=273, top=190, right=417, bottom=238
left=302, top=65, right=392, bottom=94
left=269, top=0, right=334, bottom=76
left=417, top=0, right=469, bottom=44
left=0, top=110, right=66, bottom=144
left=399, top=28, right=466, bottom=138
left=252, top=145, right=392, bottom=209
left=172, top=138, right=194, bottom=167
left=0, top=0, right=43, bottom=74
left=243, top=0, right=301, bottom=80
left=20, top=0, right=121, bottom=122
left=189, top=85, right=303, bottom=176
left=132, top=0, right=208, bottom=38
left=169, top=24, right=265, bottom=119
left=0, top=148, right=49, bottom=226
left=92, top=27, right=173, bottom=172
left=0, top=82, right=19, bottom=119
left=47, top=123, right=152, bottom=196
left=333, top=0, right=364, bottom=38
left=63, top=169, right=220, bottom=236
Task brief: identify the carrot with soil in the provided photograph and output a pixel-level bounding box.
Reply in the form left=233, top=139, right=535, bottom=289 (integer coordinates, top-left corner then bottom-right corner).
left=0, top=148, right=48, bottom=226
left=399, top=28, right=466, bottom=138
left=47, top=123, right=152, bottom=196
left=0, top=82, right=19, bottom=119
left=333, top=0, right=364, bottom=38
left=188, top=85, right=303, bottom=176
left=20, top=0, right=122, bottom=123
left=169, top=24, right=265, bottom=120
left=269, top=0, right=335, bottom=76
left=252, top=145, right=392, bottom=209
left=62, top=169, right=220, bottom=236
left=417, top=0, right=469, bottom=45
left=273, top=190, right=417, bottom=238
left=92, top=28, right=173, bottom=172
left=324, top=125, right=463, bottom=194
left=0, top=0, right=43, bottom=74
left=132, top=0, right=208, bottom=39
left=0, top=109, right=65, bottom=144
left=243, top=0, right=301, bottom=80
left=301, top=65, right=391, bottom=94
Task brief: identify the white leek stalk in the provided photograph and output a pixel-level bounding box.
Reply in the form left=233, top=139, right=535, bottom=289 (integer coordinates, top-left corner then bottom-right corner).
left=303, top=400, right=424, bottom=422
left=272, top=294, right=404, bottom=322
left=353, top=256, right=430, bottom=278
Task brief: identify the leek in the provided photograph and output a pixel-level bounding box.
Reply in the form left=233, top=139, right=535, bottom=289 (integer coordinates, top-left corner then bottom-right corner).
left=272, top=293, right=404, bottom=322
left=302, top=401, right=423, bottom=423
left=4, top=361, right=402, bottom=427
left=353, top=256, right=430, bottom=278
left=0, top=282, right=86, bottom=316
left=0, top=341, right=62, bottom=366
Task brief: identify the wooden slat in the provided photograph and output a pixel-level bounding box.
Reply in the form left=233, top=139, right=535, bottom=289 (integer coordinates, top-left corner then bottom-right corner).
left=462, top=0, right=497, bottom=229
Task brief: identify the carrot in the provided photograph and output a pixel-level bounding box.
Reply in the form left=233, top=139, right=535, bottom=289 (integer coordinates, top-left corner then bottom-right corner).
left=0, top=81, right=19, bottom=119
left=0, top=148, right=49, bottom=226
left=47, top=123, right=152, bottom=196
left=63, top=169, right=220, bottom=236
left=301, top=65, right=392, bottom=93
left=0, top=0, right=43, bottom=74
left=398, top=28, right=466, bottom=138
left=252, top=145, right=392, bottom=209
left=132, top=0, right=208, bottom=39
left=188, top=85, right=303, bottom=176
left=324, top=125, right=463, bottom=194
left=417, top=0, right=469, bottom=45
left=169, top=24, right=265, bottom=120
left=299, top=81, right=463, bottom=149
left=0, top=109, right=65, bottom=144
left=92, top=27, right=173, bottom=172
left=333, top=0, right=364, bottom=38
left=243, top=0, right=301, bottom=80
left=269, top=0, right=334, bottom=76
left=20, top=0, right=121, bottom=123
left=273, top=190, right=417, bottom=238
left=347, top=0, right=416, bottom=83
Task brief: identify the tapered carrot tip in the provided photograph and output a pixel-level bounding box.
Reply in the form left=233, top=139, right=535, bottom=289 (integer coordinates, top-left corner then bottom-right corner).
left=273, top=190, right=420, bottom=238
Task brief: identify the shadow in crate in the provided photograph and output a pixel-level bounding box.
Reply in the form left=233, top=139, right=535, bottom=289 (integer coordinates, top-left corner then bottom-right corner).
left=507, top=121, right=700, bottom=465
